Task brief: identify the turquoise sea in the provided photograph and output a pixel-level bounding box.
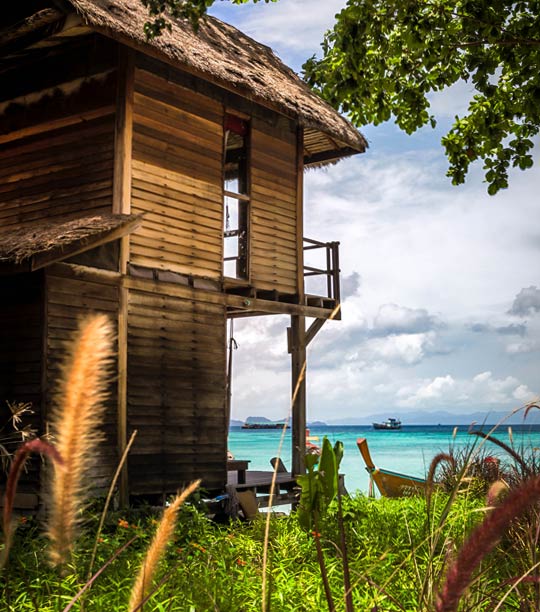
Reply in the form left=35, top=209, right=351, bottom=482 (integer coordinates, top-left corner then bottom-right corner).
left=228, top=424, right=540, bottom=495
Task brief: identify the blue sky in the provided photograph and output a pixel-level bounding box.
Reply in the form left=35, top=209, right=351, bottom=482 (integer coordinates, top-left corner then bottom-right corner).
left=210, top=0, right=540, bottom=423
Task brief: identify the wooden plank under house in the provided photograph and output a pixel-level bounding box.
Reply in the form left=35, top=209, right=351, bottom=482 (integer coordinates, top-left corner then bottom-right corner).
left=0, top=0, right=367, bottom=510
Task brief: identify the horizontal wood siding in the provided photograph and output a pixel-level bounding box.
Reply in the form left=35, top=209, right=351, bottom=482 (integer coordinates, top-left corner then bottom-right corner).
left=131, top=68, right=224, bottom=279
left=250, top=118, right=298, bottom=293
left=127, top=284, right=227, bottom=494
left=44, top=269, right=119, bottom=491
left=0, top=273, right=43, bottom=495
left=0, top=116, right=115, bottom=229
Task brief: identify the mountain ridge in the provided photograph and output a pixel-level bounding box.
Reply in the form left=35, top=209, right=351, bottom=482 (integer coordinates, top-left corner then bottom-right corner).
left=230, top=409, right=540, bottom=427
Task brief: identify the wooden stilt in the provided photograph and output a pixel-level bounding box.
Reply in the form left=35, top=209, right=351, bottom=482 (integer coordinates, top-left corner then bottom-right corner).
left=291, top=126, right=307, bottom=477
left=291, top=314, right=306, bottom=476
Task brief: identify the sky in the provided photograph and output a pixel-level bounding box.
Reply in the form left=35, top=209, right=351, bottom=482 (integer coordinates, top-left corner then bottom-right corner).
left=210, top=0, right=540, bottom=424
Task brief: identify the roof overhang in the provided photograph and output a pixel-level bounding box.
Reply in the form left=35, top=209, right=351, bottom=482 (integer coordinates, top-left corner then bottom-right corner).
left=0, top=213, right=142, bottom=275
left=1, top=1, right=367, bottom=165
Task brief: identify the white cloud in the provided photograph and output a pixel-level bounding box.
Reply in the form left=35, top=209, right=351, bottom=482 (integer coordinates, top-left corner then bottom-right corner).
left=373, top=303, right=439, bottom=335
left=506, top=339, right=540, bottom=355
left=341, top=271, right=362, bottom=300
left=209, top=2, right=540, bottom=423
left=305, top=151, right=540, bottom=321
left=513, top=385, right=535, bottom=402
left=211, top=0, right=346, bottom=65
left=398, top=375, right=455, bottom=406
left=397, top=371, right=534, bottom=409
left=509, top=286, right=540, bottom=317
left=368, top=332, right=436, bottom=365
left=427, top=79, right=475, bottom=120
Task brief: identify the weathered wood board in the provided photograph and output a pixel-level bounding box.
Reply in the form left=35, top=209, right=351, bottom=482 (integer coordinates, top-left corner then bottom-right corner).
left=44, top=268, right=120, bottom=491
left=127, top=282, right=227, bottom=494
left=249, top=118, right=298, bottom=294
left=130, top=68, right=224, bottom=280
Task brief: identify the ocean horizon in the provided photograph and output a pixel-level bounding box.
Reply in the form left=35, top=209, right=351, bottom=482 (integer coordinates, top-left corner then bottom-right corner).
left=228, top=424, right=540, bottom=494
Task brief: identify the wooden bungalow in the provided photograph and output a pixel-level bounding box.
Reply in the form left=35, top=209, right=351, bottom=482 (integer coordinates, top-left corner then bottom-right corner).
left=0, top=0, right=367, bottom=508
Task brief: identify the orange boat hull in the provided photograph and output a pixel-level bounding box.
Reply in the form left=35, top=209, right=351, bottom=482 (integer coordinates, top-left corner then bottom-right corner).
left=357, top=437, right=426, bottom=498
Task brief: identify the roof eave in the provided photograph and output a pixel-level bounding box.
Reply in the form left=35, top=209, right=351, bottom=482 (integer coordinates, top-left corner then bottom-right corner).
left=0, top=215, right=142, bottom=276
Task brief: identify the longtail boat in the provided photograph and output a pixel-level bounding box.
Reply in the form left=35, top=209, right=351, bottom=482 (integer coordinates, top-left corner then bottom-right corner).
left=357, top=437, right=427, bottom=497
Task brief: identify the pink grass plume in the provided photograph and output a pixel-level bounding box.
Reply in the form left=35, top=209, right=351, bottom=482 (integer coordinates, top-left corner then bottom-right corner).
left=436, top=474, right=540, bottom=611
left=1, top=439, right=63, bottom=568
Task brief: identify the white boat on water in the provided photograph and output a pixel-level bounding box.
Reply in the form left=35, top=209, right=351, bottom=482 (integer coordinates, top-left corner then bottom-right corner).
left=372, top=417, right=402, bottom=430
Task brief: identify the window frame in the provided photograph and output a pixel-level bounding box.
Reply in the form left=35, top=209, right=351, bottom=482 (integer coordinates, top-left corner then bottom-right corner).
left=222, top=112, right=251, bottom=282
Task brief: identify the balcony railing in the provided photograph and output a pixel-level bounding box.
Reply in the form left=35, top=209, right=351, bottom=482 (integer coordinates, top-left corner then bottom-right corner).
left=303, top=238, right=340, bottom=305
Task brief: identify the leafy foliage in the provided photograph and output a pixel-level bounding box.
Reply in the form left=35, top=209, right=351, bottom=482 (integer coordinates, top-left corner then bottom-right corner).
left=141, top=0, right=275, bottom=37
left=5, top=494, right=530, bottom=611
left=303, top=0, right=540, bottom=194
left=297, top=438, right=342, bottom=532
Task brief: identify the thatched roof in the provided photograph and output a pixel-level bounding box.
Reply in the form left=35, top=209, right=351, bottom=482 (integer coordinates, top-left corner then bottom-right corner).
left=67, top=0, right=367, bottom=162
left=0, top=213, right=141, bottom=274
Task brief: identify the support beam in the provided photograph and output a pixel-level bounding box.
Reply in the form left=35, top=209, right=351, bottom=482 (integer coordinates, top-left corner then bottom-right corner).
left=113, top=46, right=134, bottom=226
left=306, top=318, right=326, bottom=349
left=295, top=126, right=305, bottom=300
left=291, top=314, right=306, bottom=476
left=287, top=317, right=332, bottom=355
left=113, top=46, right=135, bottom=508
left=0, top=8, right=65, bottom=57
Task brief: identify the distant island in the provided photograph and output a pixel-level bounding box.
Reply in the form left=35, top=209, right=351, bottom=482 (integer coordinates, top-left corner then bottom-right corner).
left=229, top=409, right=540, bottom=428
left=229, top=416, right=328, bottom=428
left=326, top=409, right=540, bottom=426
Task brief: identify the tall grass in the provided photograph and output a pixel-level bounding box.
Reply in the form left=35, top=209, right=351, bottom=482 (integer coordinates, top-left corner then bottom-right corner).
left=128, top=480, right=200, bottom=612
left=2, top=314, right=202, bottom=610
left=2, top=313, right=540, bottom=610
left=46, top=314, right=114, bottom=568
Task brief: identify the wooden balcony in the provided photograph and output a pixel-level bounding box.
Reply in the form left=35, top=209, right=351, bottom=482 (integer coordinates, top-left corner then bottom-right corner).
left=223, top=237, right=341, bottom=318
left=303, top=237, right=340, bottom=310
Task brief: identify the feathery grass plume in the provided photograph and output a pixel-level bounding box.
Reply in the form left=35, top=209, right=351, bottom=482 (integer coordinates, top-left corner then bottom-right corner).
left=1, top=438, right=62, bottom=569
left=128, top=479, right=200, bottom=612
left=436, top=474, right=540, bottom=612
left=470, top=429, right=530, bottom=476
left=46, top=314, right=114, bottom=568
left=524, top=401, right=540, bottom=420
left=486, top=480, right=509, bottom=507
left=426, top=453, right=455, bottom=506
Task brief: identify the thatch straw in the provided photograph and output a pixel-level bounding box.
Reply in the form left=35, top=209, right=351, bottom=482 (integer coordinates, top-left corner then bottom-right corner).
left=128, top=480, right=201, bottom=612
left=67, top=0, right=367, bottom=161
left=0, top=213, right=140, bottom=269
left=46, top=314, right=114, bottom=567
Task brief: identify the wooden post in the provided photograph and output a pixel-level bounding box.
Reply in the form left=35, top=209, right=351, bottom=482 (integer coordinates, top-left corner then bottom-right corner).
left=291, top=314, right=306, bottom=476
left=113, top=46, right=134, bottom=508
left=291, top=126, right=306, bottom=476
left=295, top=126, right=305, bottom=302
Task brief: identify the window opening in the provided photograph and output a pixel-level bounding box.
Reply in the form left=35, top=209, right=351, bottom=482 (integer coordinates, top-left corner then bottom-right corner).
left=223, top=114, right=249, bottom=280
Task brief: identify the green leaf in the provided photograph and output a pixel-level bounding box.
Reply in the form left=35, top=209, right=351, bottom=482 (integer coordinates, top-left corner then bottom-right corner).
left=301, top=0, right=539, bottom=194
left=333, top=441, right=344, bottom=470
left=318, top=437, right=338, bottom=503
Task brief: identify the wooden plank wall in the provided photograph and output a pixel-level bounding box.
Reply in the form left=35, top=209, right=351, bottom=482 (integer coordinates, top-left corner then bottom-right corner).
left=127, top=284, right=227, bottom=494
left=131, top=68, right=224, bottom=279
left=250, top=117, right=298, bottom=294
left=0, top=36, right=117, bottom=229
left=0, top=115, right=115, bottom=229
left=44, top=267, right=120, bottom=492
left=0, top=273, right=43, bottom=494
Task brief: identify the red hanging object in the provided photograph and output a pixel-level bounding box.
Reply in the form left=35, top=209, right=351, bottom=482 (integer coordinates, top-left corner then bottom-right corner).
left=225, top=114, right=247, bottom=136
